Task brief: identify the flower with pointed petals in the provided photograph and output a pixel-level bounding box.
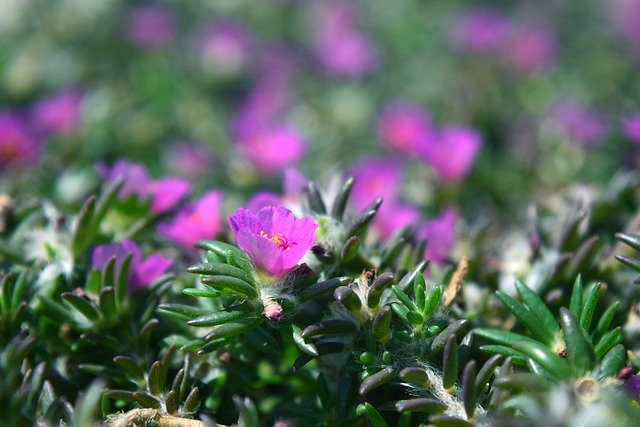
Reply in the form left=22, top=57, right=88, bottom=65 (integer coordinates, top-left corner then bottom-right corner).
left=92, top=240, right=173, bottom=290
left=157, top=191, right=222, bottom=250
left=419, top=208, right=457, bottom=265
left=418, top=125, right=482, bottom=182
left=228, top=206, right=318, bottom=277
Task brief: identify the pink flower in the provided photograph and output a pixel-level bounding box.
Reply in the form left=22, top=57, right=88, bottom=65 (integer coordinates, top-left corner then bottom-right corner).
left=246, top=167, right=309, bottom=213
left=0, top=111, right=39, bottom=171
left=419, top=208, right=457, bottom=265
left=127, top=5, right=174, bottom=49
left=375, top=202, right=421, bottom=239
left=551, top=101, right=606, bottom=146
left=377, top=103, right=435, bottom=155
left=91, top=240, right=173, bottom=290
left=199, top=21, right=251, bottom=74
left=31, top=88, right=83, bottom=136
left=349, top=158, right=403, bottom=210
left=503, top=25, right=556, bottom=73
left=162, top=142, right=211, bottom=179
left=450, top=8, right=507, bottom=54
left=149, top=178, right=191, bottom=214
left=228, top=206, right=318, bottom=276
left=237, top=126, right=305, bottom=175
left=626, top=374, right=640, bottom=400
left=624, top=113, right=640, bottom=144
left=310, top=1, right=378, bottom=78
left=97, top=160, right=190, bottom=213
left=157, top=191, right=223, bottom=250
left=418, top=125, right=482, bottom=182
left=611, top=0, right=640, bottom=52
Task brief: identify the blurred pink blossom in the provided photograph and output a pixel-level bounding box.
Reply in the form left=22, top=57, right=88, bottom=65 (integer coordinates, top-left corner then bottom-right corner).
left=199, top=21, right=251, bottom=74
left=0, top=111, right=39, bottom=170
left=31, top=88, right=83, bottom=136
left=237, top=126, right=305, bottom=175
left=97, top=160, right=190, bottom=213
left=418, top=125, right=482, bottom=182
left=503, top=25, right=556, bottom=73
left=163, top=142, right=211, bottom=179
left=310, top=1, right=378, bottom=78
left=611, top=0, right=640, bottom=51
left=92, top=240, right=173, bottom=290
left=624, top=113, right=640, bottom=144
left=127, top=5, right=174, bottom=49
left=377, top=103, right=435, bottom=155
left=551, top=101, right=606, bottom=146
left=157, top=191, right=223, bottom=250
left=450, top=8, right=507, bottom=54
left=420, top=208, right=457, bottom=265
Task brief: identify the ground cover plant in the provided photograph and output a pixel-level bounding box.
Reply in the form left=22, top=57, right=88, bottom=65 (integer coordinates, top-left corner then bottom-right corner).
left=2, top=0, right=640, bottom=426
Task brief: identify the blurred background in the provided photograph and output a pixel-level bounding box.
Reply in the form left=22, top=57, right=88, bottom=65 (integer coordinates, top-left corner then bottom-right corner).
left=1, top=0, right=640, bottom=230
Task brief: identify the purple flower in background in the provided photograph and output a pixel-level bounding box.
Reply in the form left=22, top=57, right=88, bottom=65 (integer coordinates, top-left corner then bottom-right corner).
left=162, top=142, right=211, bottom=179
left=503, top=25, right=556, bottom=73
left=450, top=8, right=507, bottom=54
left=551, top=101, right=606, bottom=146
left=97, top=160, right=190, bottom=213
left=31, top=88, right=83, bottom=136
left=624, top=113, right=640, bottom=144
left=375, top=202, right=421, bottom=239
left=157, top=191, right=222, bottom=250
left=611, top=0, right=640, bottom=52
left=97, top=160, right=150, bottom=199
left=246, top=167, right=308, bottom=213
left=91, top=240, right=173, bottom=290
left=127, top=5, right=174, bottom=49
left=237, top=126, right=305, bottom=175
left=418, top=125, right=482, bottom=182
left=420, top=208, right=457, bottom=265
left=377, top=103, right=435, bottom=155
left=149, top=178, right=191, bottom=214
left=247, top=192, right=283, bottom=213
left=310, top=1, right=378, bottom=78
left=626, top=374, right=640, bottom=400
left=349, top=158, right=403, bottom=209
left=229, top=206, right=318, bottom=277
left=199, top=21, right=251, bottom=74
left=0, top=111, right=39, bottom=170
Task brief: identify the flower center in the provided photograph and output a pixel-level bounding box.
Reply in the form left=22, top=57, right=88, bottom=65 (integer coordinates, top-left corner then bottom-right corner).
left=260, top=231, right=296, bottom=251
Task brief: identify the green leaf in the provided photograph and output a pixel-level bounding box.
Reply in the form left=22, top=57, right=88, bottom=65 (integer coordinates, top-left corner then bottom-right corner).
left=596, top=344, right=627, bottom=379
left=187, top=262, right=255, bottom=285
left=334, top=286, right=362, bottom=311
left=431, top=319, right=471, bottom=354
left=113, top=356, right=145, bottom=382
left=591, top=301, right=619, bottom=343
left=200, top=275, right=258, bottom=299
left=395, top=398, right=447, bottom=414
left=368, top=272, right=395, bottom=308
left=397, top=261, right=429, bottom=292
left=462, top=361, right=477, bottom=419
left=569, top=275, right=583, bottom=319
left=373, top=305, right=392, bottom=344
left=429, top=415, right=474, bottom=427
left=398, top=368, right=430, bottom=386
left=299, top=277, right=351, bottom=302
left=61, top=293, right=100, bottom=322
left=359, top=367, right=396, bottom=395
left=341, top=236, right=360, bottom=262
left=183, top=387, right=200, bottom=413
left=71, top=196, right=96, bottom=259
left=182, top=287, right=219, bottom=298
left=515, top=280, right=559, bottom=335
left=478, top=346, right=527, bottom=368
left=594, top=327, right=622, bottom=359
left=443, top=335, right=459, bottom=389
left=346, top=199, right=382, bottom=236
left=558, top=307, right=595, bottom=376
left=474, top=328, right=530, bottom=347
left=291, top=324, right=318, bottom=356
left=391, top=302, right=410, bottom=323
left=580, top=283, right=601, bottom=332
left=331, top=177, right=354, bottom=220
left=424, top=285, right=443, bottom=318
left=475, top=354, right=504, bottom=395
left=203, top=318, right=261, bottom=342
left=115, top=253, right=133, bottom=308
left=98, top=287, right=116, bottom=320
left=391, top=284, right=419, bottom=312
left=86, top=270, right=102, bottom=295
left=157, top=303, right=206, bottom=320
left=187, top=304, right=254, bottom=327
left=512, top=340, right=571, bottom=380
left=133, top=392, right=161, bottom=409
left=414, top=275, right=426, bottom=313
left=301, top=320, right=357, bottom=338
left=361, top=403, right=389, bottom=427
left=496, top=291, right=554, bottom=345
left=614, top=232, right=640, bottom=252
left=148, top=361, right=166, bottom=396
left=193, top=241, right=254, bottom=273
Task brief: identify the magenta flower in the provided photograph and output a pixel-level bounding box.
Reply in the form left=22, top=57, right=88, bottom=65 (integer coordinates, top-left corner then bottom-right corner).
left=199, top=21, right=251, bottom=74
left=377, top=103, right=435, bottom=155
left=247, top=192, right=283, bottom=213
left=246, top=168, right=308, bottom=214
left=157, top=191, right=223, bottom=250
left=503, top=24, right=556, bottom=73
left=162, top=142, right=211, bottom=179
left=236, top=126, right=305, bottom=175
left=419, top=208, right=457, bottom=265
left=228, top=206, right=318, bottom=277
left=611, top=0, right=640, bottom=52
left=97, top=160, right=190, bottom=213
left=626, top=374, right=640, bottom=400
left=624, top=113, right=640, bottom=144
left=310, top=1, right=378, bottom=78
left=31, top=88, right=83, bottom=136
left=349, top=158, right=403, bottom=210
left=450, top=8, right=507, bottom=54
left=375, top=202, right=421, bottom=239
left=127, top=5, right=174, bottom=49
left=551, top=101, right=606, bottom=146
left=0, top=111, right=39, bottom=171
left=148, top=178, right=191, bottom=214
left=92, top=240, right=173, bottom=290
left=418, top=125, right=482, bottom=182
